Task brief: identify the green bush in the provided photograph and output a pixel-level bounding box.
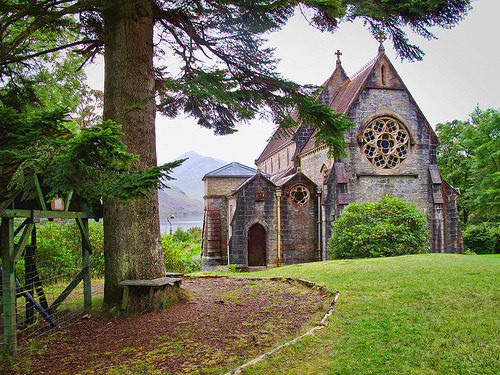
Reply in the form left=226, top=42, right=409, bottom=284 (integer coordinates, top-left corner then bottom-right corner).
left=328, top=196, right=429, bottom=259
left=161, top=231, right=202, bottom=274
left=172, top=226, right=192, bottom=243
left=490, top=225, right=500, bottom=254
left=6, top=222, right=201, bottom=282
left=463, top=224, right=496, bottom=254
left=34, top=220, right=105, bottom=280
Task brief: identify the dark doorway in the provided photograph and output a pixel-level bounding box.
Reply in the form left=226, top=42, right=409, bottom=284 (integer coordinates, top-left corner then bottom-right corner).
left=248, top=224, right=266, bottom=266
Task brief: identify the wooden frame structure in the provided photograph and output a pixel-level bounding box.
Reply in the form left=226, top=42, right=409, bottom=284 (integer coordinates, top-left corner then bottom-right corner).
left=0, top=174, right=101, bottom=355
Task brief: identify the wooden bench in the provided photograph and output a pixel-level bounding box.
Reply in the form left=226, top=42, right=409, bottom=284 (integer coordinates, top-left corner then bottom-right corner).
left=118, top=273, right=183, bottom=310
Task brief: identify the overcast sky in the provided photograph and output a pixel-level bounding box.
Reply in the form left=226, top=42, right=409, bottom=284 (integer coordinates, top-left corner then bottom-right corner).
left=87, top=0, right=499, bottom=167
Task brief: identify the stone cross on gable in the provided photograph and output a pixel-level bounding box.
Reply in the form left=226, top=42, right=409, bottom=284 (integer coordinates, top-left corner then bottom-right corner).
left=335, top=49, right=342, bottom=64
left=376, top=32, right=386, bottom=53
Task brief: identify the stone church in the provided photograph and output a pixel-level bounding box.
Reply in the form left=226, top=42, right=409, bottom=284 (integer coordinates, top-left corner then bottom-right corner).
left=202, top=42, right=462, bottom=268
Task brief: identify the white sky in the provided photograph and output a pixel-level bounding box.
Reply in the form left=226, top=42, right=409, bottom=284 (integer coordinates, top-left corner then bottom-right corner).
left=86, top=0, right=499, bottom=167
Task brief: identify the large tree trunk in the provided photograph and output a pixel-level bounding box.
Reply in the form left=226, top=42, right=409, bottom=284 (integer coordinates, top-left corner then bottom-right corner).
left=102, top=0, right=165, bottom=307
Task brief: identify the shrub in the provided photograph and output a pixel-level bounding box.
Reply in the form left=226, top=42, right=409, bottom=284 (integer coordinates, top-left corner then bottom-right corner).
left=463, top=224, right=496, bottom=254
left=172, top=226, right=192, bottom=242
left=188, top=227, right=202, bottom=242
left=7, top=221, right=200, bottom=283
left=34, top=220, right=105, bottom=280
left=161, top=231, right=202, bottom=274
left=328, top=196, right=429, bottom=259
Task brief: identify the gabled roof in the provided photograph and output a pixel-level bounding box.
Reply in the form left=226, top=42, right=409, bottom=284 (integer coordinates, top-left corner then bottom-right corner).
left=202, top=162, right=269, bottom=180
left=228, top=171, right=275, bottom=196
left=258, top=45, right=439, bottom=163
left=274, top=170, right=317, bottom=188
left=298, top=57, right=378, bottom=156
left=331, top=57, right=376, bottom=114
left=255, top=126, right=296, bottom=164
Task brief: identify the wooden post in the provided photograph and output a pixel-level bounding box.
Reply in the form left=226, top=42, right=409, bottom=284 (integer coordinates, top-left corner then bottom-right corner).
left=81, top=218, right=92, bottom=311
left=1, top=217, right=17, bottom=355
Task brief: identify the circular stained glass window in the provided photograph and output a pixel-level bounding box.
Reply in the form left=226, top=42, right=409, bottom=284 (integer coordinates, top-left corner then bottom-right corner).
left=290, top=185, right=309, bottom=205
left=362, top=117, right=410, bottom=169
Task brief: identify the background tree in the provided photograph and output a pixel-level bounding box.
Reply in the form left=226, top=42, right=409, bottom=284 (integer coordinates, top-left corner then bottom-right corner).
left=0, top=0, right=472, bottom=307
left=436, top=107, right=500, bottom=225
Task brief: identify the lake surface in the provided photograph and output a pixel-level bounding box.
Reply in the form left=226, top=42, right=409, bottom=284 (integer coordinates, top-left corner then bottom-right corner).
left=160, top=214, right=204, bottom=233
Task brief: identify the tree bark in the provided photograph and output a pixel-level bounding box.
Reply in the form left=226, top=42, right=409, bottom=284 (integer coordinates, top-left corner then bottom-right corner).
left=102, top=0, right=165, bottom=307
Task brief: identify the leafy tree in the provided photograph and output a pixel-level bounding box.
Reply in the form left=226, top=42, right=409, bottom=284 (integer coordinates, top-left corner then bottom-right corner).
left=0, top=14, right=89, bottom=113
left=0, top=0, right=472, bottom=307
left=462, top=224, right=496, bottom=255
left=436, top=108, right=500, bottom=224
left=328, top=196, right=429, bottom=259
left=435, top=118, right=474, bottom=223
left=468, top=108, right=500, bottom=223
left=74, top=87, right=103, bottom=128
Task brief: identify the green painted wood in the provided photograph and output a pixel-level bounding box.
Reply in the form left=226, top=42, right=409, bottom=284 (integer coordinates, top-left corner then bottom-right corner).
left=13, top=218, right=30, bottom=237
left=12, top=223, right=34, bottom=267
left=32, top=174, right=47, bottom=211
left=1, top=217, right=17, bottom=355
left=1, top=209, right=89, bottom=219
left=64, top=191, right=74, bottom=212
left=76, top=217, right=93, bottom=254
left=48, top=269, right=85, bottom=314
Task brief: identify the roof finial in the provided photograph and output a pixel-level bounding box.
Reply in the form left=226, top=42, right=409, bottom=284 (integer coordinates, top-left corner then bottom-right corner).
left=335, top=49, right=342, bottom=66
left=375, top=32, right=386, bottom=54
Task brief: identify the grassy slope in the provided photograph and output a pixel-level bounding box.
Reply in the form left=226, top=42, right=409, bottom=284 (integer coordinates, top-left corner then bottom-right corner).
left=231, top=254, right=499, bottom=375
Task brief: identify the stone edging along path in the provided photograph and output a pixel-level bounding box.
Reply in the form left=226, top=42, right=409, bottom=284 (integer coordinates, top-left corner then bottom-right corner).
left=184, top=275, right=340, bottom=375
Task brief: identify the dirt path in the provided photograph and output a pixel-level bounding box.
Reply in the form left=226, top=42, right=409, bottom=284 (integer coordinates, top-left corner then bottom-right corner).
left=3, top=277, right=330, bottom=375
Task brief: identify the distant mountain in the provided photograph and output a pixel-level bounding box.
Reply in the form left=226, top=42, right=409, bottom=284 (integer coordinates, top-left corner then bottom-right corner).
left=158, top=151, right=227, bottom=219
left=158, top=185, right=203, bottom=223
left=167, top=151, right=227, bottom=202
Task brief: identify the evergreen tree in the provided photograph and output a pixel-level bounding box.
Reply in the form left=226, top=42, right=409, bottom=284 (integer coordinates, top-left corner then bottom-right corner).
left=0, top=0, right=472, bottom=307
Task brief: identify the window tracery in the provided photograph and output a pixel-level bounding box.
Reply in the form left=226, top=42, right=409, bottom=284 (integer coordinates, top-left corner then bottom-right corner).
left=290, top=185, right=309, bottom=205
left=362, top=117, right=410, bottom=169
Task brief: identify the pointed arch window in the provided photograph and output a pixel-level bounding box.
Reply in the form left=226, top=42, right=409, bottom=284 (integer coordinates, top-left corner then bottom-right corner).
left=381, top=65, right=386, bottom=85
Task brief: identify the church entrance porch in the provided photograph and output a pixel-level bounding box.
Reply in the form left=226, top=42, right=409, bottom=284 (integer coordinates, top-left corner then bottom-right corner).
left=248, top=224, right=266, bottom=266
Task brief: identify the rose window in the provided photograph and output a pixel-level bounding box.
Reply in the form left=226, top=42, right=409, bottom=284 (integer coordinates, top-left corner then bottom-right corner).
left=290, top=185, right=309, bottom=205
left=362, top=117, right=410, bottom=169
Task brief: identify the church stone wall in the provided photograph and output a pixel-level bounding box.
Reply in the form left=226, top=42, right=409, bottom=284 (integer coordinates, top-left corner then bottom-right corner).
left=203, top=176, right=250, bottom=267
left=442, top=182, right=463, bottom=253
left=204, top=177, right=249, bottom=197
left=228, top=176, right=278, bottom=267
left=258, top=144, right=296, bottom=175
left=279, top=175, right=319, bottom=264
left=335, top=86, right=444, bottom=252
left=299, top=147, right=332, bottom=187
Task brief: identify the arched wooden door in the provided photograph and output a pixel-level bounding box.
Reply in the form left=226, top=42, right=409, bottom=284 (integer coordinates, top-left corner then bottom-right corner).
left=248, top=224, right=266, bottom=266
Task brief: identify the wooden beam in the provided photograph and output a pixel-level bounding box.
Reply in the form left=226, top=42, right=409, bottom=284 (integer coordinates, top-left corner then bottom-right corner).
left=48, top=268, right=85, bottom=314
left=12, top=223, right=34, bottom=267
left=76, top=217, right=93, bottom=254
left=1, top=217, right=17, bottom=355
left=13, top=218, right=30, bottom=237
left=64, top=191, right=74, bottom=212
left=1, top=209, right=89, bottom=219
left=33, top=174, right=47, bottom=211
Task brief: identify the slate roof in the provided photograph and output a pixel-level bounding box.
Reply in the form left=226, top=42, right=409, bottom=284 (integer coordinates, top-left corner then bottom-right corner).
left=202, top=162, right=269, bottom=180
left=257, top=55, right=378, bottom=162
left=228, top=171, right=275, bottom=196
left=255, top=126, right=297, bottom=164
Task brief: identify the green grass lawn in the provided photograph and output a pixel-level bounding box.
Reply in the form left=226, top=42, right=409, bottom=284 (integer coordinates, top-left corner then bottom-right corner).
left=226, top=253, right=499, bottom=375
